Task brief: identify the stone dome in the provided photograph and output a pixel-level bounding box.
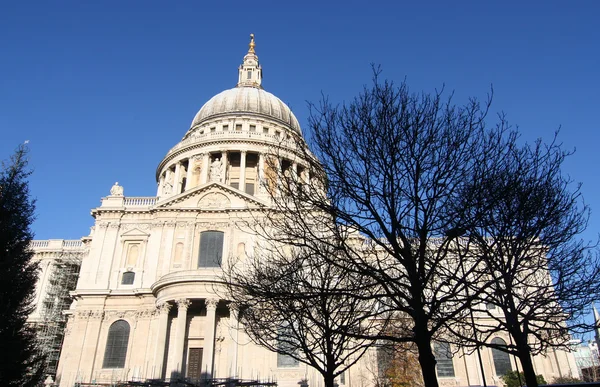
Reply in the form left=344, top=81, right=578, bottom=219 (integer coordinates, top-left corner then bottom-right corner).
left=190, top=86, right=302, bottom=134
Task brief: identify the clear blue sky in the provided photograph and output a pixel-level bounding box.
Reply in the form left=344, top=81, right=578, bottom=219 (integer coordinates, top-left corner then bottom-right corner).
left=1, top=1, right=599, bottom=245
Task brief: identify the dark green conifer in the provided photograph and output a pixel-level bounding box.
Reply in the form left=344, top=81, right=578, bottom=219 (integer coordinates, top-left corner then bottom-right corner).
left=0, top=144, right=45, bottom=386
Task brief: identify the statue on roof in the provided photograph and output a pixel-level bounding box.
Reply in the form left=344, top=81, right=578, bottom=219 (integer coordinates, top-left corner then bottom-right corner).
left=110, top=182, right=124, bottom=196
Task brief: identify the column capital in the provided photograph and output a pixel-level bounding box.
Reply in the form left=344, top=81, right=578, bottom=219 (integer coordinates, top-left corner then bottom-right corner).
left=205, top=298, right=219, bottom=311
left=176, top=298, right=191, bottom=310
left=156, top=302, right=172, bottom=315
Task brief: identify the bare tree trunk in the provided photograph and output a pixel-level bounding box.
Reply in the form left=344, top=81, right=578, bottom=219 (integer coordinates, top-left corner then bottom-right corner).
left=324, top=370, right=336, bottom=387
left=414, top=319, right=439, bottom=387
left=513, top=335, right=538, bottom=387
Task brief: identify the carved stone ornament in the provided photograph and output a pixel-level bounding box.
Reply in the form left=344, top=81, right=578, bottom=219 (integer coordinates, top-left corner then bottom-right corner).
left=209, top=158, right=223, bottom=181
left=110, top=182, right=124, bottom=196
left=205, top=298, right=219, bottom=310
left=176, top=298, right=191, bottom=310
left=135, top=309, right=156, bottom=319
left=198, top=192, right=231, bottom=209
left=106, top=310, right=136, bottom=319
left=156, top=302, right=172, bottom=315
left=76, top=310, right=105, bottom=320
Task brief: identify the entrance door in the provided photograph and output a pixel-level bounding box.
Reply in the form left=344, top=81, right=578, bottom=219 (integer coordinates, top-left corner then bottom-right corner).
left=187, top=348, right=203, bottom=380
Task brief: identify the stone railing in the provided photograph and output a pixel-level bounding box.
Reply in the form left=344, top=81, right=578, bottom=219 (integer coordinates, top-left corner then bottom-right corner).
left=165, top=130, right=299, bottom=157
left=30, top=240, right=49, bottom=248
left=123, top=197, right=157, bottom=206
left=62, top=240, right=83, bottom=248
left=29, top=239, right=83, bottom=250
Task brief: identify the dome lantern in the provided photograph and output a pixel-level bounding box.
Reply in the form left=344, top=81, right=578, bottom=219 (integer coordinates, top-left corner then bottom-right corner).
left=237, top=34, right=262, bottom=89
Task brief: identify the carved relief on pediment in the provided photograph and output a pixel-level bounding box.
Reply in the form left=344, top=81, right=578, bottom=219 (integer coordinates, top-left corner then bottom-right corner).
left=198, top=192, right=231, bottom=209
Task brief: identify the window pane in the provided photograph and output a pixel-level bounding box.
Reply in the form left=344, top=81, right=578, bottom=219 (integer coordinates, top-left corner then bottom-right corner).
left=102, top=320, right=130, bottom=368
left=246, top=183, right=255, bottom=195
left=277, top=326, right=299, bottom=368
left=491, top=338, right=512, bottom=376
left=199, top=231, right=224, bottom=268
left=121, top=271, right=135, bottom=285
left=435, top=342, right=455, bottom=377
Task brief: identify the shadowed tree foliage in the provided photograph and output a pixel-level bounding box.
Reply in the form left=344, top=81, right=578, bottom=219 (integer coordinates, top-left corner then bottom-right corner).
left=376, top=342, right=424, bottom=387
left=227, top=69, right=594, bottom=387
left=501, top=370, right=546, bottom=387
left=225, top=237, right=380, bottom=387
left=235, top=70, right=515, bottom=387
left=0, top=144, right=45, bottom=387
left=453, top=135, right=600, bottom=387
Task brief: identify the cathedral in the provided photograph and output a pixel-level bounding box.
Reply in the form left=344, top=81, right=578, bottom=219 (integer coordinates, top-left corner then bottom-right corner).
left=29, top=36, right=580, bottom=387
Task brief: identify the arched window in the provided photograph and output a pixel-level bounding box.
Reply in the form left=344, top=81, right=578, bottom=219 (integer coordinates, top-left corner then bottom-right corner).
left=198, top=231, right=224, bottom=268
left=434, top=342, right=455, bottom=377
left=121, top=271, right=135, bottom=285
left=491, top=337, right=512, bottom=376
left=102, top=320, right=130, bottom=368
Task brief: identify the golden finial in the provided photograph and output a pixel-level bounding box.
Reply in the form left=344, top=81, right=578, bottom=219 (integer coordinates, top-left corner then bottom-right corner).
left=248, top=33, right=256, bottom=54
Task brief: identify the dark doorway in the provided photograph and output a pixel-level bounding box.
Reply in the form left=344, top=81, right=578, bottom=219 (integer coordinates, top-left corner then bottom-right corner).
left=187, top=347, right=203, bottom=379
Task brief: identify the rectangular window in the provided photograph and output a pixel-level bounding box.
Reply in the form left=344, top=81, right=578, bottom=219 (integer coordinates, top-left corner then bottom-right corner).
left=247, top=70, right=252, bottom=80
left=198, top=231, right=224, bottom=268
left=121, top=271, right=135, bottom=285
left=263, top=127, right=269, bottom=134
left=236, top=124, right=242, bottom=131
left=222, top=125, right=228, bottom=131
left=277, top=325, right=299, bottom=368
left=435, top=342, right=455, bottom=377
left=246, top=183, right=255, bottom=195
left=249, top=125, right=256, bottom=132
left=210, top=127, right=216, bottom=132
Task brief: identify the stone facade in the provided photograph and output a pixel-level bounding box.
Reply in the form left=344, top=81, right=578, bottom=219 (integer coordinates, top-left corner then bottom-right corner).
left=29, top=36, right=580, bottom=387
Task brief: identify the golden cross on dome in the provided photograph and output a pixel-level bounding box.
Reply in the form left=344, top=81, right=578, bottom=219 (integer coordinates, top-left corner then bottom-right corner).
left=249, top=33, right=256, bottom=54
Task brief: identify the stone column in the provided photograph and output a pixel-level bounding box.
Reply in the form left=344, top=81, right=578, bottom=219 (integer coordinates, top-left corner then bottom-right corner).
left=170, top=299, right=190, bottom=376
left=239, top=151, right=247, bottom=193
left=227, top=304, right=239, bottom=378
left=291, top=162, right=298, bottom=193
left=173, top=162, right=182, bottom=195
left=221, top=152, right=228, bottom=184
left=201, top=154, right=210, bottom=184
left=153, top=302, right=172, bottom=379
left=274, top=156, right=282, bottom=197
left=185, top=158, right=194, bottom=191
left=165, top=168, right=173, bottom=196
left=158, top=173, right=165, bottom=197
left=258, top=153, right=265, bottom=193
left=203, top=298, right=219, bottom=378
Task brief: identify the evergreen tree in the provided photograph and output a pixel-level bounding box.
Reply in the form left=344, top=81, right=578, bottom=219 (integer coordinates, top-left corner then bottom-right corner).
left=0, top=144, right=45, bottom=386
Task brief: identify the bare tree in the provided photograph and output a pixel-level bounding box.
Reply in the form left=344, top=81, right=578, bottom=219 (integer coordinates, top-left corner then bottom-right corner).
left=455, top=135, right=600, bottom=387
left=225, top=237, right=380, bottom=387
left=241, top=70, right=515, bottom=387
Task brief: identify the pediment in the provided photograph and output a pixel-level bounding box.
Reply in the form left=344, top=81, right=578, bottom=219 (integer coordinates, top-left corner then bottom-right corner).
left=120, top=228, right=150, bottom=240
left=154, top=182, right=267, bottom=211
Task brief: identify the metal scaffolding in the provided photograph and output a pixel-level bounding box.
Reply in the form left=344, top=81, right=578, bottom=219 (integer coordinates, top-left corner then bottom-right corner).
left=36, top=251, right=82, bottom=377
